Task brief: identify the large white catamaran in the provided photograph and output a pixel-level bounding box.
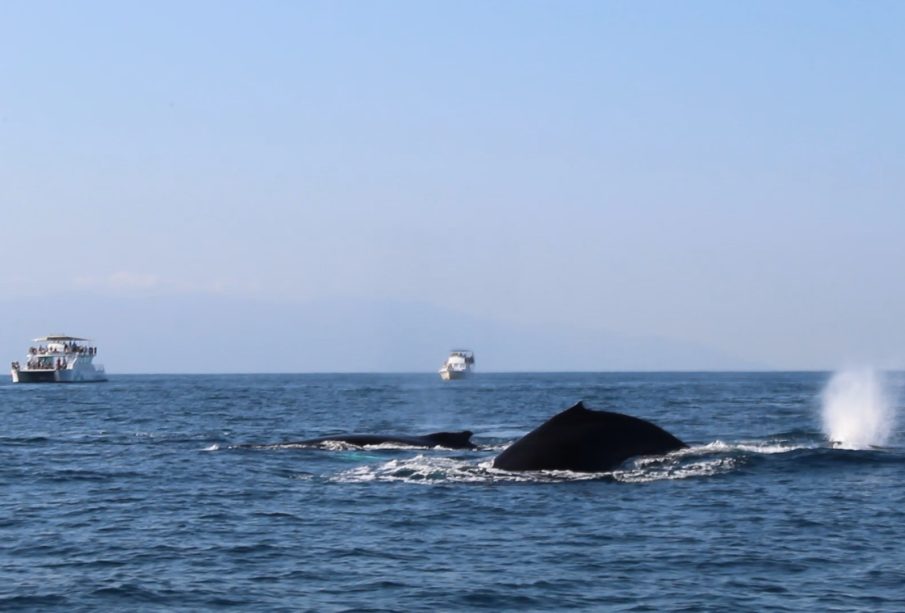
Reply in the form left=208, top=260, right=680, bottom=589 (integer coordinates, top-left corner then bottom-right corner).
left=10, top=334, right=107, bottom=383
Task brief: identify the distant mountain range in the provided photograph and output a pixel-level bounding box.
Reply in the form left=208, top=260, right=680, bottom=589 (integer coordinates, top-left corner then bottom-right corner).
left=0, top=292, right=761, bottom=373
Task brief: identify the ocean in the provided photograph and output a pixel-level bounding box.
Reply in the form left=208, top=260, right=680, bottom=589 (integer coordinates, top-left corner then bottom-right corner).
left=1, top=372, right=903, bottom=611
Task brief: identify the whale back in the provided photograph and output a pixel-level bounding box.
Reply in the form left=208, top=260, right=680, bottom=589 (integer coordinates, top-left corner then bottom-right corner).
left=422, top=431, right=476, bottom=449
left=291, top=430, right=476, bottom=449
left=493, top=402, right=686, bottom=472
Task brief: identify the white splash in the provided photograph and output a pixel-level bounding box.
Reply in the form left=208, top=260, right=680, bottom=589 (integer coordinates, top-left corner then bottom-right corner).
left=612, top=456, right=737, bottom=483
left=821, top=368, right=895, bottom=449
left=334, top=456, right=499, bottom=484
left=690, top=440, right=814, bottom=455
left=329, top=436, right=828, bottom=485
left=332, top=447, right=742, bottom=485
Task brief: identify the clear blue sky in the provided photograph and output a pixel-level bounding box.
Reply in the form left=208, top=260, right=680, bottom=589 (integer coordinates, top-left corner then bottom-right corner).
left=2, top=1, right=904, bottom=372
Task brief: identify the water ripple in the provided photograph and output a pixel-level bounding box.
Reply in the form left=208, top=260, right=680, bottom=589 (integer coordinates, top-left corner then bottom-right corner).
left=1, top=372, right=903, bottom=610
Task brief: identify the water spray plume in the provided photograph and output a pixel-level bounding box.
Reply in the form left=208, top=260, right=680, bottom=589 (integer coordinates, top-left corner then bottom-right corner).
left=821, top=368, right=894, bottom=450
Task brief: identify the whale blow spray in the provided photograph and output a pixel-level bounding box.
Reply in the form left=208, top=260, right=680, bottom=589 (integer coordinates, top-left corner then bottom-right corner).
left=821, top=368, right=894, bottom=449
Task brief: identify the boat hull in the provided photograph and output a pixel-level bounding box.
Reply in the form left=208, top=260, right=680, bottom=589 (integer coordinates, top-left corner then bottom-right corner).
left=11, top=369, right=57, bottom=383
left=439, top=369, right=470, bottom=381
left=11, top=369, right=107, bottom=383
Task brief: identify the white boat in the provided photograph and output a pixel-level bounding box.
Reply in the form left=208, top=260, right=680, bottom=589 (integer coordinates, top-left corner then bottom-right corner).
left=10, top=335, right=107, bottom=383
left=439, top=349, right=475, bottom=381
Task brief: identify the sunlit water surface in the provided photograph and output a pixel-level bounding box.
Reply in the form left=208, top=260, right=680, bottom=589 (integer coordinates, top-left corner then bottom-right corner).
left=2, top=372, right=903, bottom=610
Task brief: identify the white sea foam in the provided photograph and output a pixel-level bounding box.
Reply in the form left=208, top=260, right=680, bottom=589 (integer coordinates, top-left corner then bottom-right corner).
left=612, top=457, right=737, bottom=483
left=334, top=455, right=496, bottom=484
left=333, top=455, right=600, bottom=484
left=331, top=444, right=741, bottom=485
left=327, top=435, right=824, bottom=485
left=202, top=443, right=220, bottom=451
left=266, top=440, right=475, bottom=451
left=691, top=439, right=817, bottom=455
left=821, top=368, right=896, bottom=449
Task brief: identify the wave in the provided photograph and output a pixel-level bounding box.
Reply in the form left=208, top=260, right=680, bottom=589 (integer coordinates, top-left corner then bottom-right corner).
left=228, top=441, right=502, bottom=452
left=0, top=595, right=69, bottom=608
left=332, top=454, right=635, bottom=484
left=0, top=435, right=52, bottom=445
left=332, top=450, right=735, bottom=485
left=609, top=439, right=812, bottom=483
left=265, top=441, right=457, bottom=451
left=330, top=436, right=903, bottom=485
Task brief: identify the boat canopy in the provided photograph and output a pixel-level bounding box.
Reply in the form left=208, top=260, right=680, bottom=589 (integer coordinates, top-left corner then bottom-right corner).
left=33, top=335, right=90, bottom=342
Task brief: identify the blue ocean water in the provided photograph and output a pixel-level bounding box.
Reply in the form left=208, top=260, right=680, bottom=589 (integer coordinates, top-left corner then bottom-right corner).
left=1, top=372, right=903, bottom=611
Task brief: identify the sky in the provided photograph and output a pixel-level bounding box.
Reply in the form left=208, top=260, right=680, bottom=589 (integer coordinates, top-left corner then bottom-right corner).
left=1, top=1, right=904, bottom=372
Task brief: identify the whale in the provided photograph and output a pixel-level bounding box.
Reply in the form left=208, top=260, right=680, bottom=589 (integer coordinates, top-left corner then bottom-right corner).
left=492, top=402, right=686, bottom=472
left=273, top=431, right=476, bottom=450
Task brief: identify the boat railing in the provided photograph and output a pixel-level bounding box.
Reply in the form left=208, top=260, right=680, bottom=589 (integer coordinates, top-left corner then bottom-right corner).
left=23, top=358, right=68, bottom=370
left=27, top=345, right=97, bottom=355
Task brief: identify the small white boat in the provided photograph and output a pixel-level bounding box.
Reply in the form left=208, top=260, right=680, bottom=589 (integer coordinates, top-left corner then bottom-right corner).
left=439, top=349, right=475, bottom=381
left=10, top=335, right=107, bottom=383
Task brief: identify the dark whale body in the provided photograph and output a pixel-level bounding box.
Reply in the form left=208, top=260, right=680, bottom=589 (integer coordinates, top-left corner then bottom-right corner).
left=291, top=431, right=476, bottom=450
left=493, top=402, right=686, bottom=472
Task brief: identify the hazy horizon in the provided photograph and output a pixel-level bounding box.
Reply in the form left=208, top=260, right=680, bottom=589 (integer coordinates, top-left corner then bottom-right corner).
left=3, top=2, right=904, bottom=373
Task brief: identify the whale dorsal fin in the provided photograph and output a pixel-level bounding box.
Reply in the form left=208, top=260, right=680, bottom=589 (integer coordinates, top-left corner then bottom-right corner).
left=551, top=401, right=591, bottom=422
